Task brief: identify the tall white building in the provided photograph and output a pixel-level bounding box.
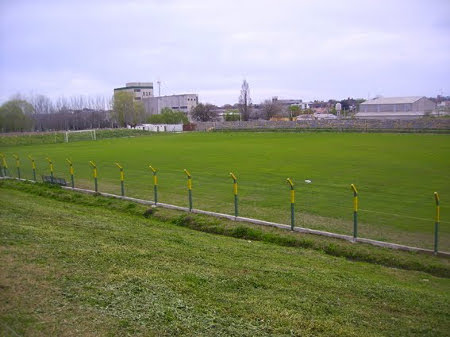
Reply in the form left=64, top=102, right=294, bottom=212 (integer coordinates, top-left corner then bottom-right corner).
left=114, top=82, right=154, bottom=101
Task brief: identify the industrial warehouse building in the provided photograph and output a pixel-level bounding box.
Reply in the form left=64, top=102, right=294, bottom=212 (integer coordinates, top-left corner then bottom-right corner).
left=143, top=94, right=198, bottom=116
left=114, top=82, right=198, bottom=118
left=356, top=96, right=436, bottom=119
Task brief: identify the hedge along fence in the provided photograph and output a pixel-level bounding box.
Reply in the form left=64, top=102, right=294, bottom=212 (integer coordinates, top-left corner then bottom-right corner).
left=0, top=128, right=154, bottom=146
left=0, top=154, right=446, bottom=256
left=195, top=118, right=450, bottom=133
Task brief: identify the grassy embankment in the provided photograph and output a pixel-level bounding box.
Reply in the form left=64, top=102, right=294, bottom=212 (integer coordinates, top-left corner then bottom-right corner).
left=1, top=180, right=449, bottom=336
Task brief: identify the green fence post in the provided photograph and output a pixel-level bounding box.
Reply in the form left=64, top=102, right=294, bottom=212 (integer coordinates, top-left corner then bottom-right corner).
left=115, top=162, right=124, bottom=196
left=351, top=184, right=358, bottom=240
left=287, top=178, right=295, bottom=230
left=28, top=155, right=36, bottom=181
left=89, top=161, right=98, bottom=192
left=230, top=172, right=238, bottom=217
left=46, top=158, right=54, bottom=183
left=184, top=169, right=193, bottom=211
left=149, top=165, right=158, bottom=204
left=434, top=192, right=440, bottom=255
left=66, top=159, right=74, bottom=188
left=1, top=154, right=8, bottom=176
left=13, top=154, right=20, bottom=179
left=0, top=154, right=8, bottom=177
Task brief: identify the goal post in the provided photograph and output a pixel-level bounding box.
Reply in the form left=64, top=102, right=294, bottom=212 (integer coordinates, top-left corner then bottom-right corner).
left=65, top=129, right=96, bottom=143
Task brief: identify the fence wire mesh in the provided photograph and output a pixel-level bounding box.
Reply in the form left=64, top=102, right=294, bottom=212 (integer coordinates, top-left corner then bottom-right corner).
left=2, top=154, right=447, bottom=252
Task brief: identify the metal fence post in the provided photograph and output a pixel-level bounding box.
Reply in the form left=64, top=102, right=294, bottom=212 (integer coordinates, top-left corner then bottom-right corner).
left=66, top=159, right=74, bottom=188
left=351, top=184, right=358, bottom=240
left=13, top=154, right=20, bottom=179
left=28, top=155, right=36, bottom=181
left=89, top=161, right=98, bottom=192
left=0, top=154, right=3, bottom=177
left=149, top=165, right=158, bottom=204
left=184, top=169, right=192, bottom=211
left=0, top=153, right=8, bottom=177
left=287, top=178, right=295, bottom=230
left=230, top=172, right=238, bottom=218
left=434, top=192, right=440, bottom=255
left=115, top=163, right=124, bottom=196
left=46, top=158, right=54, bottom=183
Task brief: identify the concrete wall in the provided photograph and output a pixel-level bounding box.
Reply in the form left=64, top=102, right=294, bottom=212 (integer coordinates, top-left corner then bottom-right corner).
left=193, top=119, right=450, bottom=132
left=132, top=124, right=183, bottom=132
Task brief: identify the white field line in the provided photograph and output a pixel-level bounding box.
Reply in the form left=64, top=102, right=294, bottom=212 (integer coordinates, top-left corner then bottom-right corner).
left=2, top=177, right=449, bottom=257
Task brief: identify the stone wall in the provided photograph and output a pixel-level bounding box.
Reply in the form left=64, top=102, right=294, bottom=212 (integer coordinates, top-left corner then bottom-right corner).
left=194, top=118, right=450, bottom=132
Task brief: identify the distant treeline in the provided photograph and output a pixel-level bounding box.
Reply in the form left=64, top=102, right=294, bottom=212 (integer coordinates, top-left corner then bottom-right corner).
left=0, top=92, right=191, bottom=132
left=0, top=94, right=114, bottom=132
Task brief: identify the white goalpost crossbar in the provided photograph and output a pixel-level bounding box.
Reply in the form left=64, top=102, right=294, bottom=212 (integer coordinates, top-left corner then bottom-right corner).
left=65, top=129, right=96, bottom=142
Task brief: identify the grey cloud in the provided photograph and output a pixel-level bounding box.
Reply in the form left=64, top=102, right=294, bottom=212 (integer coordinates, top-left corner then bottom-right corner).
left=1, top=0, right=449, bottom=105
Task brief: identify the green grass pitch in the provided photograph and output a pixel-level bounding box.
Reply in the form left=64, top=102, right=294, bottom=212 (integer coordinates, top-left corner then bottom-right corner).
left=1, top=131, right=449, bottom=250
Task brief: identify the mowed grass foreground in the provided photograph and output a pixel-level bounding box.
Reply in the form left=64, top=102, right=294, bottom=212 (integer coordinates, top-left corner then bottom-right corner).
left=1, top=184, right=449, bottom=336
left=1, top=131, right=449, bottom=250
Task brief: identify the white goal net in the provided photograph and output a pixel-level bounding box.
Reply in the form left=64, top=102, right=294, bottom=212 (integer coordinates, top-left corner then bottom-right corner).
left=64, top=129, right=97, bottom=142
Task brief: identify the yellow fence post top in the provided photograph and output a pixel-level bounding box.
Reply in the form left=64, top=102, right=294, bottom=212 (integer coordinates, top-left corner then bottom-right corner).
left=350, top=184, right=358, bottom=194
left=149, top=165, right=157, bottom=173
left=230, top=172, right=237, bottom=181
left=115, top=162, right=123, bottom=170
left=89, top=161, right=96, bottom=167
left=286, top=178, right=294, bottom=187
left=66, top=158, right=72, bottom=165
left=434, top=192, right=440, bottom=204
left=184, top=169, right=191, bottom=177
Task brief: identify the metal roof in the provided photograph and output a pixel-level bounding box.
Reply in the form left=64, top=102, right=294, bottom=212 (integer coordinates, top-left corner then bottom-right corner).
left=360, top=96, right=423, bottom=105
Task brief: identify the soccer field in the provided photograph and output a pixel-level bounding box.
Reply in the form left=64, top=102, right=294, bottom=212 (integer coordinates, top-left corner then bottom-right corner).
left=1, top=131, right=449, bottom=250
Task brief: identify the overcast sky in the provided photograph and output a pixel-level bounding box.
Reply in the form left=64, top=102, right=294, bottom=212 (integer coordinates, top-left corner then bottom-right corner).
left=1, top=0, right=449, bottom=106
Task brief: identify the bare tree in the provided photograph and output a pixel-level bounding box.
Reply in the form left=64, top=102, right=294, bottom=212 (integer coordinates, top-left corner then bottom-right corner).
left=238, top=80, right=252, bottom=121
left=260, top=99, right=283, bottom=120
left=94, top=95, right=106, bottom=111
left=69, top=95, right=88, bottom=110
left=55, top=96, right=70, bottom=113
left=30, top=94, right=54, bottom=114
